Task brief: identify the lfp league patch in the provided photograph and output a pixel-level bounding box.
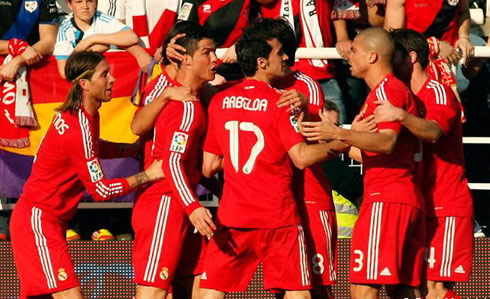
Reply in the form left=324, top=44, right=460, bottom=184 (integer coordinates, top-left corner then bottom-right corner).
left=170, top=132, right=189, bottom=153
left=87, top=159, right=104, bottom=183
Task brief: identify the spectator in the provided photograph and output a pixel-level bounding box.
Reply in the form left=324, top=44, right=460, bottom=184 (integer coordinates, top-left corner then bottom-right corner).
left=384, top=0, right=474, bottom=66
left=53, top=0, right=151, bottom=78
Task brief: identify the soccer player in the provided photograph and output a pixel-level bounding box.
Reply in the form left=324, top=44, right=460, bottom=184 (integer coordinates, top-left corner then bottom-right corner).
left=199, top=20, right=347, bottom=299
left=9, top=51, right=164, bottom=299
left=131, top=22, right=217, bottom=299
left=300, top=27, right=425, bottom=299
left=374, top=29, right=474, bottom=299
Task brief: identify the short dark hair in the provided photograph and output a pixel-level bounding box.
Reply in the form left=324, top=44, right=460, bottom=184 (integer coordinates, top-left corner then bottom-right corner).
left=323, top=100, right=339, bottom=113
left=390, top=29, right=430, bottom=69
left=170, top=21, right=213, bottom=67
left=161, top=21, right=209, bottom=65
left=57, top=51, right=105, bottom=113
left=236, top=18, right=297, bottom=77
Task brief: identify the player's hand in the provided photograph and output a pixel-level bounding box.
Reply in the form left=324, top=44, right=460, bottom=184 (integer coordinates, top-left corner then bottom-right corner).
left=162, top=86, right=198, bottom=102
left=276, top=89, right=307, bottom=112
left=189, top=207, right=216, bottom=238
left=221, top=44, right=237, bottom=64
left=20, top=45, right=42, bottom=65
left=351, top=113, right=377, bottom=132
left=144, top=159, right=165, bottom=181
left=439, top=40, right=460, bottom=65
left=335, top=39, right=352, bottom=58
left=455, top=37, right=474, bottom=67
left=154, top=46, right=164, bottom=63
left=136, top=53, right=152, bottom=73
left=74, top=37, right=94, bottom=52
left=166, top=33, right=186, bottom=63
left=373, top=100, right=404, bottom=124
left=300, top=110, right=340, bottom=141
left=0, top=59, right=22, bottom=81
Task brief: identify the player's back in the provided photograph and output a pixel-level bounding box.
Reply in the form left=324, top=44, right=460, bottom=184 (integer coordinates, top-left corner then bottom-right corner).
left=205, top=79, right=303, bottom=228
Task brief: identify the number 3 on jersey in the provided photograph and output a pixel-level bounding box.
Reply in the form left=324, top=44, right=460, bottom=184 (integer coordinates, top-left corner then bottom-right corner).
left=225, top=121, right=264, bottom=174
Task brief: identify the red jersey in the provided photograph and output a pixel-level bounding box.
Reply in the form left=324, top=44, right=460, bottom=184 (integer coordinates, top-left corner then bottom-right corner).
left=359, top=74, right=423, bottom=209
left=259, top=0, right=335, bottom=81
left=204, top=79, right=304, bottom=228
left=416, top=78, right=473, bottom=218
left=405, top=0, right=460, bottom=45
left=137, top=70, right=176, bottom=174
left=276, top=71, right=334, bottom=211
left=138, top=81, right=207, bottom=215
left=20, top=108, right=131, bottom=221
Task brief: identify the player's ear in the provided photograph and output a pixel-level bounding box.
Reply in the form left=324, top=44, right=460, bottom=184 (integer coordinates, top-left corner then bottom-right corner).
left=78, top=78, right=90, bottom=91
left=257, top=57, right=267, bottom=70
left=183, top=53, right=193, bottom=68
left=409, top=51, right=418, bottom=64
left=368, top=51, right=378, bottom=64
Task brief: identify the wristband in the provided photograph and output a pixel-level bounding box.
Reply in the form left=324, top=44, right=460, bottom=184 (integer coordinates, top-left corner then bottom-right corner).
left=458, top=36, right=471, bottom=40
left=8, top=38, right=28, bottom=57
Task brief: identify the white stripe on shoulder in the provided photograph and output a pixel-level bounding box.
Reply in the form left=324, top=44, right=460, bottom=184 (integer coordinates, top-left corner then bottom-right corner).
left=294, top=71, right=321, bottom=106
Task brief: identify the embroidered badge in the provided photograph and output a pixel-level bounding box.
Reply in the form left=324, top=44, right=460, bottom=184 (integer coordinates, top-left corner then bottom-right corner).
left=25, top=0, right=38, bottom=13
left=448, top=0, right=459, bottom=6
left=170, top=132, right=189, bottom=153
left=159, top=267, right=169, bottom=280
left=87, top=159, right=103, bottom=182
left=58, top=268, right=68, bottom=281
left=178, top=3, right=193, bottom=20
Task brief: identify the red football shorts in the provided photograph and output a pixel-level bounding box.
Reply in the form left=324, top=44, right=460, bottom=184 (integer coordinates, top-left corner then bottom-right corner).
left=10, top=200, right=79, bottom=298
left=176, top=228, right=208, bottom=277
left=200, top=224, right=311, bottom=292
left=302, top=207, right=337, bottom=287
left=132, top=194, right=192, bottom=289
left=425, top=216, right=473, bottom=282
left=350, top=201, right=425, bottom=286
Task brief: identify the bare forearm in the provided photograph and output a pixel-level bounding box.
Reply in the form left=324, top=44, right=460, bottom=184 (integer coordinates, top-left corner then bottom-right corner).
left=131, top=97, right=170, bottom=135
left=126, top=171, right=150, bottom=189
left=91, top=31, right=139, bottom=48
left=337, top=129, right=396, bottom=154
left=400, top=111, right=442, bottom=143
left=297, top=141, right=347, bottom=168
left=333, top=20, right=349, bottom=41
left=384, top=0, right=406, bottom=30
left=458, top=0, right=470, bottom=36
left=0, top=40, right=9, bottom=54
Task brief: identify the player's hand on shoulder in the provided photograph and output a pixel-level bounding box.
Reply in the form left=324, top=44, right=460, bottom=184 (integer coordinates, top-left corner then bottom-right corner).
left=276, top=89, right=307, bottom=112
left=145, top=159, right=165, bottom=181
left=162, top=86, right=198, bottom=102
left=372, top=100, right=403, bottom=125
left=352, top=113, right=377, bottom=132
left=189, top=207, right=216, bottom=238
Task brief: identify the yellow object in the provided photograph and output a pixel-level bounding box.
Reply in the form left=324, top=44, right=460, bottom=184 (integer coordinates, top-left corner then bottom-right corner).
left=91, top=228, right=115, bottom=241
left=332, top=190, right=359, bottom=239
left=66, top=229, right=81, bottom=241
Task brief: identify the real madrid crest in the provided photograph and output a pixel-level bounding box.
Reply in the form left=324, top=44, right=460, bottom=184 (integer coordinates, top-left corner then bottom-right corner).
left=447, top=0, right=459, bottom=6
left=159, top=267, right=169, bottom=280
left=25, top=0, right=39, bottom=13
left=58, top=268, right=68, bottom=281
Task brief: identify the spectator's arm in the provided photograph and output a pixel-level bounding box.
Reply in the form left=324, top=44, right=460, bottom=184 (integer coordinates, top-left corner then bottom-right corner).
left=126, top=44, right=152, bottom=73
left=31, top=23, right=58, bottom=57
left=74, top=29, right=139, bottom=52
left=454, top=0, right=473, bottom=65
left=384, top=0, right=406, bottom=30
left=333, top=19, right=352, bottom=58
left=0, top=40, right=9, bottom=54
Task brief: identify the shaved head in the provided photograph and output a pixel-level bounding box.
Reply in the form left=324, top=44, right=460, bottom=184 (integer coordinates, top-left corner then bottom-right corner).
left=356, top=27, right=395, bottom=63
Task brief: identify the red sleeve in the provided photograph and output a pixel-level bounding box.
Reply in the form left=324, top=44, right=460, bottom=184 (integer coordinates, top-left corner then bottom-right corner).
left=305, top=77, right=325, bottom=116
left=68, top=119, right=131, bottom=202
left=276, top=104, right=304, bottom=151
left=155, top=101, right=202, bottom=215
left=203, top=96, right=223, bottom=155
left=141, top=74, right=169, bottom=106
left=423, top=84, right=458, bottom=135
left=376, top=86, right=409, bottom=133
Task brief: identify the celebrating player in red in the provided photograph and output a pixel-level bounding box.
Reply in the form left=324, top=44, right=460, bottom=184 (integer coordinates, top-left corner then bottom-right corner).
left=199, top=20, right=347, bottom=299
left=374, top=28, right=474, bottom=299
left=300, top=27, right=425, bottom=299
left=10, top=51, right=164, bottom=299
left=131, top=22, right=218, bottom=299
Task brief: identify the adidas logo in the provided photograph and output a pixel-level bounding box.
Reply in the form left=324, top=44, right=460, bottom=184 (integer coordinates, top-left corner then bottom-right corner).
left=380, top=267, right=391, bottom=276
left=454, top=265, right=465, bottom=274
left=201, top=272, right=207, bottom=280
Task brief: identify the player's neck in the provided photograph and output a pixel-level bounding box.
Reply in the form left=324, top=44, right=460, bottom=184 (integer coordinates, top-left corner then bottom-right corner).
left=82, top=96, right=101, bottom=116
left=409, top=66, right=430, bottom=95
left=250, top=71, right=273, bottom=85
left=364, top=65, right=392, bottom=89
left=175, top=69, right=204, bottom=96
left=73, top=16, right=93, bottom=32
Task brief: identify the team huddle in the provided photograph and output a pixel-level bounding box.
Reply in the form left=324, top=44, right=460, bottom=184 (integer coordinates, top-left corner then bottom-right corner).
left=10, top=19, right=473, bottom=299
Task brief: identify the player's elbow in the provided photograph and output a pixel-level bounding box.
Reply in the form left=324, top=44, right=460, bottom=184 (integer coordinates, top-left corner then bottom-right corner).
left=380, top=142, right=396, bottom=155
left=291, top=156, right=309, bottom=170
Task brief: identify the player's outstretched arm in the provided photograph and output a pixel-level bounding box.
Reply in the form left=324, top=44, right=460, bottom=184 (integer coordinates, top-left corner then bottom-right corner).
left=288, top=140, right=348, bottom=170
left=373, top=100, right=442, bottom=143
left=131, top=86, right=197, bottom=136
